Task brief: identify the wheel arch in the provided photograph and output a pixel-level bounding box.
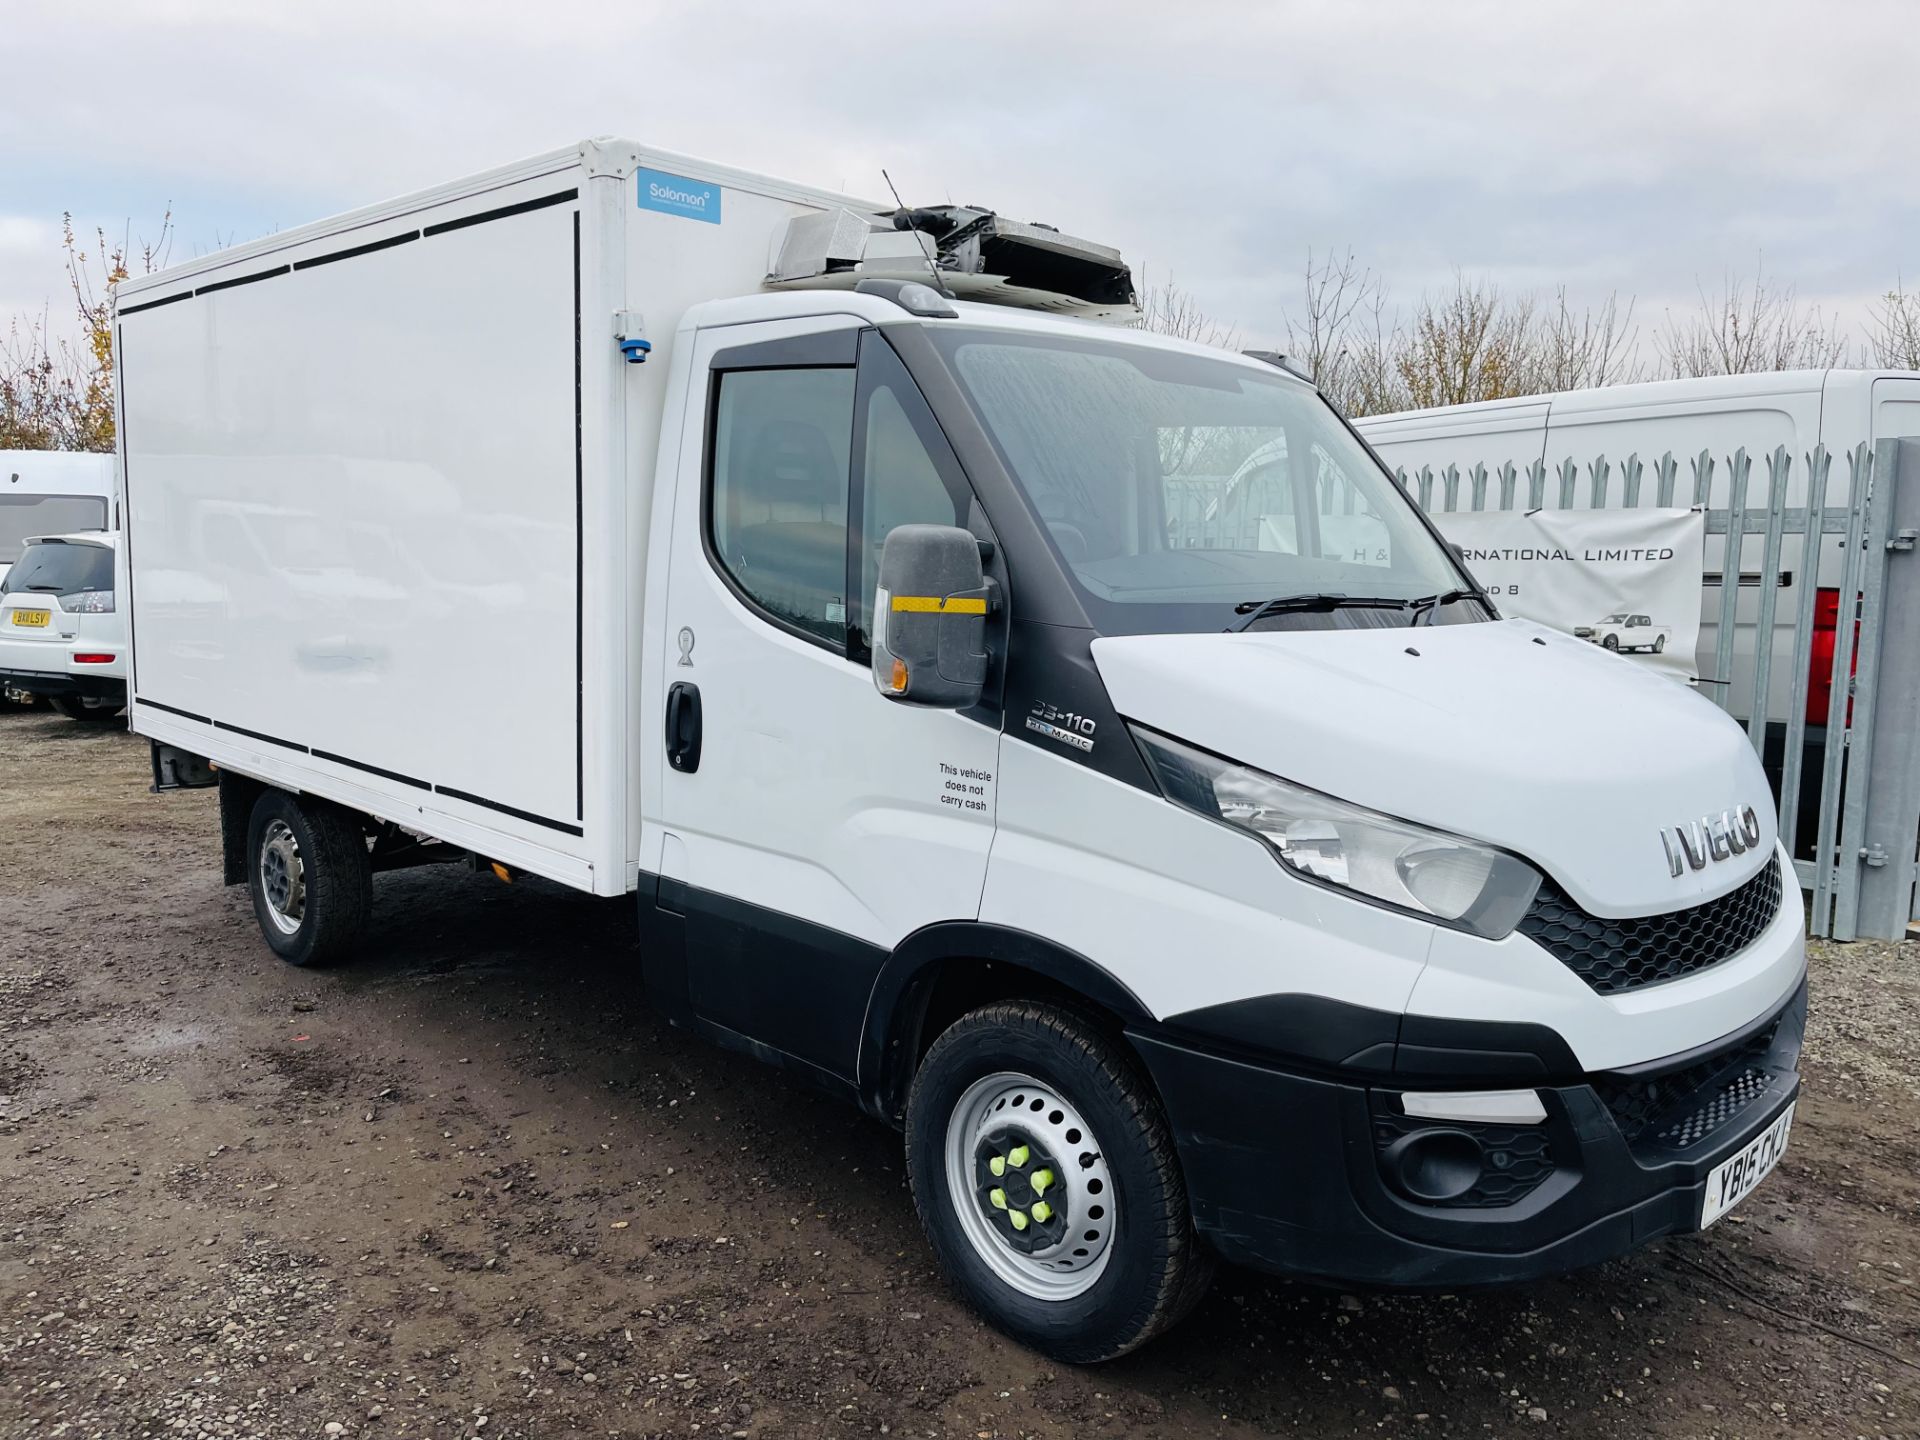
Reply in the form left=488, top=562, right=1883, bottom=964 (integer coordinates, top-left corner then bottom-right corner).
left=857, top=921, right=1157, bottom=1126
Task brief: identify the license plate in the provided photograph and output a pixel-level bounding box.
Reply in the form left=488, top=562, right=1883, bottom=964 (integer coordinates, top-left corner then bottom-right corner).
left=1701, top=1102, right=1793, bottom=1227
left=9, top=609, right=50, bottom=627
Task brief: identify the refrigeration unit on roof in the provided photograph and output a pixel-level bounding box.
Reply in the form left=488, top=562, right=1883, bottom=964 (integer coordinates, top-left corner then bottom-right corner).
left=766, top=204, right=1139, bottom=322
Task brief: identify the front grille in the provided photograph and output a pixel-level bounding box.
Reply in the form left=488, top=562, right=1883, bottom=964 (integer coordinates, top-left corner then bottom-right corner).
left=1371, top=1107, right=1557, bottom=1209
left=1519, top=857, right=1783, bottom=995
left=1661, top=1068, right=1771, bottom=1148
left=1592, top=1013, right=1784, bottom=1149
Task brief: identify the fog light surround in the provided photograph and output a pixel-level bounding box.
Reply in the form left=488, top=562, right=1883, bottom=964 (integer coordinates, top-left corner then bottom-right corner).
left=1382, top=1128, right=1485, bottom=1203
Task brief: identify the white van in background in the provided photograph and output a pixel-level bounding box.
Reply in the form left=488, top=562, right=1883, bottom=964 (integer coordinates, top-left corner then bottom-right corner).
left=1, top=450, right=117, bottom=586
left=1354, top=370, right=1920, bottom=727
left=1356, top=371, right=1920, bottom=492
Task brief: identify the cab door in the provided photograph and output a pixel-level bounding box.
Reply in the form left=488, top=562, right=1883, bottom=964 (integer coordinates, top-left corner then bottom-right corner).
left=647, top=318, right=1001, bottom=1085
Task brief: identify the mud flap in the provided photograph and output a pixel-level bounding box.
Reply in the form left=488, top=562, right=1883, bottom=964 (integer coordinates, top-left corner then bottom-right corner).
left=218, top=770, right=266, bottom=886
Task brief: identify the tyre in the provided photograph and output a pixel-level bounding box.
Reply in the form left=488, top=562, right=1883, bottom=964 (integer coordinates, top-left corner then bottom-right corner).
left=1602, top=634, right=1620, bottom=650
left=905, top=1000, right=1214, bottom=1363
left=50, top=695, right=125, bottom=723
left=246, top=789, right=372, bottom=967
left=1653, top=633, right=1667, bottom=653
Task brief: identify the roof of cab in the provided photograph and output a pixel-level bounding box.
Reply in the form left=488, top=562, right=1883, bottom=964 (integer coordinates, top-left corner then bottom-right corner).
left=677, top=290, right=1303, bottom=383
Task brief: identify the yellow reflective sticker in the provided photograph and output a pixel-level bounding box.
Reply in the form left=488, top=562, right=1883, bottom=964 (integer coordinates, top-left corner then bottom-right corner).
left=889, top=595, right=987, bottom=615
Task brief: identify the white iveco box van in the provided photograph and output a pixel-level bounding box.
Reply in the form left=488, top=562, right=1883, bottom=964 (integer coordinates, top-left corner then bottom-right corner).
left=116, top=140, right=1806, bottom=1361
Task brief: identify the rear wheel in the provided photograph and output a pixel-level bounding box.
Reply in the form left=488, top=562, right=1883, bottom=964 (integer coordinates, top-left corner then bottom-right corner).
left=1653, top=633, right=1667, bottom=653
left=905, top=1001, right=1214, bottom=1363
left=50, top=695, right=124, bottom=723
left=246, top=790, right=372, bottom=967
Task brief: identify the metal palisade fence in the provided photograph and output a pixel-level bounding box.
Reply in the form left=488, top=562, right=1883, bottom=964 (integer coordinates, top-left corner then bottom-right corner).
left=1392, top=439, right=1920, bottom=942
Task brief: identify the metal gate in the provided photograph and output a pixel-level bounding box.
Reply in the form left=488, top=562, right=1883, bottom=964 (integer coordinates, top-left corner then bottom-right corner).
left=1392, top=438, right=1919, bottom=941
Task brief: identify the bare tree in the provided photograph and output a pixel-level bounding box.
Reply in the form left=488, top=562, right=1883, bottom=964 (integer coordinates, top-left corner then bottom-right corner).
left=1657, top=262, right=1850, bottom=378
left=1284, top=248, right=1373, bottom=398
left=1134, top=268, right=1241, bottom=350
left=1, top=213, right=171, bottom=452
left=1281, top=247, right=1414, bottom=416
left=1392, top=273, right=1544, bottom=410
left=1866, top=278, right=1920, bottom=371
left=1338, top=297, right=1413, bottom=418
left=1531, top=287, right=1644, bottom=392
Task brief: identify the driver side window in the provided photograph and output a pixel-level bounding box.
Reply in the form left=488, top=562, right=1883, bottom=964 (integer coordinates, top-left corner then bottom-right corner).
left=708, top=366, right=857, bottom=649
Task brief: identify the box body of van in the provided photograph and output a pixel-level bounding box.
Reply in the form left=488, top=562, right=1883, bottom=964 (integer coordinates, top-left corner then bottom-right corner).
left=116, top=141, right=1807, bottom=1360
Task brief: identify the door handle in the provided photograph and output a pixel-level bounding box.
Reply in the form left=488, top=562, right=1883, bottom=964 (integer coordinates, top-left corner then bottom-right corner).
left=665, top=681, right=702, bottom=773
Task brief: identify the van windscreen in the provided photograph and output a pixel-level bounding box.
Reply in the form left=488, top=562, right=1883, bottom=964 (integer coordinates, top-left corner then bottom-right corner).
left=929, top=328, right=1468, bottom=636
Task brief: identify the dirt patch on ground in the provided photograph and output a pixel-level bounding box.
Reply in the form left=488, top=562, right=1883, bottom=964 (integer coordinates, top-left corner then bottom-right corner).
left=1, top=707, right=1916, bottom=1438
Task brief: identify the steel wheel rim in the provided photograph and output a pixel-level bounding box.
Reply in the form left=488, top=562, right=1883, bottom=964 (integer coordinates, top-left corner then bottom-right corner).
left=945, top=1070, right=1116, bottom=1301
left=259, top=819, right=306, bottom=935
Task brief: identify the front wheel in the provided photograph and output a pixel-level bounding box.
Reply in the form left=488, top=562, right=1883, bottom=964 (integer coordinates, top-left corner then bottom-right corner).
left=246, top=790, right=372, bottom=967
left=1603, top=634, right=1620, bottom=651
left=905, top=1001, right=1214, bottom=1363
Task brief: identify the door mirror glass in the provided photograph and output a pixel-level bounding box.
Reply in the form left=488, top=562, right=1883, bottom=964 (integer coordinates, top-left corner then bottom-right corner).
left=871, top=523, right=988, bottom=709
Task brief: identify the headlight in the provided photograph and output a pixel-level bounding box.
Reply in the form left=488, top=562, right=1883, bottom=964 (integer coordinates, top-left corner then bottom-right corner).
left=62, top=590, right=115, bottom=614
left=1131, top=726, right=1541, bottom=938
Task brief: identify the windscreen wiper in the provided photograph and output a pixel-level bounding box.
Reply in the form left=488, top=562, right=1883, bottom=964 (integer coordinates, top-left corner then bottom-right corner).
left=1408, top=588, right=1475, bottom=627
left=1227, top=593, right=1412, bottom=633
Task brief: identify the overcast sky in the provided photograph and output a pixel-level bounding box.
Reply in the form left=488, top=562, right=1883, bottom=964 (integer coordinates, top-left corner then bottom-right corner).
left=4, top=0, right=1917, bottom=358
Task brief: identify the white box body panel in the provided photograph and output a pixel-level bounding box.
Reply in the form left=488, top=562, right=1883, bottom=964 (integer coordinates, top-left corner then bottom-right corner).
left=116, top=141, right=882, bottom=896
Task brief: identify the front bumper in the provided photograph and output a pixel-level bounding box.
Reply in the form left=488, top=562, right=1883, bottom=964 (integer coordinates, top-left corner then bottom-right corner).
left=1132, top=976, right=1806, bottom=1287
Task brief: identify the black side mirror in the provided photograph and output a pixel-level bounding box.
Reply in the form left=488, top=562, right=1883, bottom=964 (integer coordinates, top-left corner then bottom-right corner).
left=871, top=524, right=989, bottom=709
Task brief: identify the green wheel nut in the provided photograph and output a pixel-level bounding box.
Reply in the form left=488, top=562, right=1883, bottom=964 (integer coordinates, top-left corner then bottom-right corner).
left=988, top=1155, right=1006, bottom=1178
left=1031, top=1168, right=1054, bottom=1195
left=1008, top=1145, right=1030, bottom=1168
left=1030, top=1201, right=1052, bottom=1223
left=989, top=1187, right=1007, bottom=1210
left=1009, top=1209, right=1029, bottom=1231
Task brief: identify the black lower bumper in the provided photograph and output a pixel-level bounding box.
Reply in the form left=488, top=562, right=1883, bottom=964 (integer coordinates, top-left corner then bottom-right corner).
left=1131, top=979, right=1806, bottom=1288
left=0, top=667, right=126, bottom=703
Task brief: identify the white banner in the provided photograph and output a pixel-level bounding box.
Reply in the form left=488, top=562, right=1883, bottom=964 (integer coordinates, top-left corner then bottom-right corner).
left=1429, top=507, right=1705, bottom=681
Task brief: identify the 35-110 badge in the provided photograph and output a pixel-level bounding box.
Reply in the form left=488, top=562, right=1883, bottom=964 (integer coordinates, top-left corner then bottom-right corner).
left=1026, top=700, right=1096, bottom=754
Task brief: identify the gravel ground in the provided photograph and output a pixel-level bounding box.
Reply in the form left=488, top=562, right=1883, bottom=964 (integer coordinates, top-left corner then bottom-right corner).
left=1, top=707, right=1916, bottom=1439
